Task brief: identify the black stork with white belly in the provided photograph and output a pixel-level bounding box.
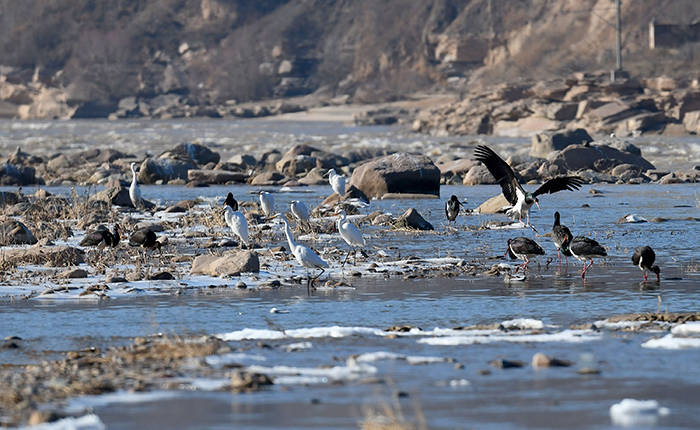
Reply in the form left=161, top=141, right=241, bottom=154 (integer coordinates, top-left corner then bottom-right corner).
left=551, top=211, right=573, bottom=265
left=505, top=237, right=545, bottom=272
left=445, top=195, right=465, bottom=227
left=632, top=246, right=660, bottom=282
left=474, top=145, right=584, bottom=227
left=567, top=236, right=607, bottom=279
left=224, top=192, right=238, bottom=211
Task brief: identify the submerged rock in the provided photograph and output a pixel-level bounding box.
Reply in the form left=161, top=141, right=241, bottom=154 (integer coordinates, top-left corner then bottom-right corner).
left=350, top=153, right=440, bottom=199
left=190, top=251, right=260, bottom=277
left=392, top=208, right=434, bottom=231
left=531, top=353, right=572, bottom=368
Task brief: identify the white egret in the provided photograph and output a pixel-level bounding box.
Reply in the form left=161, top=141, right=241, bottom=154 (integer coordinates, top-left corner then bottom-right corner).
left=279, top=215, right=328, bottom=292
left=326, top=169, right=346, bottom=197
left=337, top=210, right=365, bottom=266
left=290, top=200, right=311, bottom=231
left=224, top=205, right=249, bottom=247
left=259, top=191, right=275, bottom=217
left=129, top=162, right=142, bottom=209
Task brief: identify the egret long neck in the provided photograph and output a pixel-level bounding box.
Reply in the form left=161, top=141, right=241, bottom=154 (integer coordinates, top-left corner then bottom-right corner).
left=131, top=165, right=137, bottom=184
left=283, top=221, right=296, bottom=251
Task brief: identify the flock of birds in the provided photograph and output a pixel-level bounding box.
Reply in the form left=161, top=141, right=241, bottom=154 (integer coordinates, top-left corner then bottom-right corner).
left=80, top=147, right=661, bottom=290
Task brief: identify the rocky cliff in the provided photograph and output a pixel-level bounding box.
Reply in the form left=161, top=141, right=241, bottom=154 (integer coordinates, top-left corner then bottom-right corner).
left=1, top=0, right=699, bottom=119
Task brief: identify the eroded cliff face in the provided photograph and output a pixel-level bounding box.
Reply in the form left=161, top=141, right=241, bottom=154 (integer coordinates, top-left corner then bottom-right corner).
left=0, top=0, right=699, bottom=119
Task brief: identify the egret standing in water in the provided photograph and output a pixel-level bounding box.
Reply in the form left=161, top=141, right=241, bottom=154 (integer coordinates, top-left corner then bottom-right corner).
left=279, top=215, right=328, bottom=293
left=224, top=205, right=249, bottom=248
left=337, top=210, right=365, bottom=267
left=290, top=200, right=311, bottom=231
left=259, top=191, right=275, bottom=217
left=129, top=162, right=142, bottom=209
left=326, top=169, right=346, bottom=197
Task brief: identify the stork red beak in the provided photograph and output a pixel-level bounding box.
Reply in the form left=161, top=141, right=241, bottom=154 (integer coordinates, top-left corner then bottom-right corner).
left=504, top=248, right=509, bottom=258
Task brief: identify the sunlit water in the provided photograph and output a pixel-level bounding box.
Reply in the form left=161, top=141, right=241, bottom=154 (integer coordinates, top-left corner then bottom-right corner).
left=0, top=118, right=699, bottom=429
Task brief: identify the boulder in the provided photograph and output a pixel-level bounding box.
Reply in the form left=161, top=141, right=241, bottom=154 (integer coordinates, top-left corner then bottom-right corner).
left=89, top=185, right=155, bottom=209
left=138, top=157, right=196, bottom=184
left=187, top=169, right=248, bottom=184
left=0, top=219, right=37, bottom=244
left=58, top=268, right=88, bottom=279
left=250, top=171, right=289, bottom=186
left=545, top=102, right=578, bottom=121
left=475, top=194, right=510, bottom=214
left=227, top=154, right=257, bottom=169
left=438, top=158, right=477, bottom=178
left=462, top=164, right=498, bottom=185
left=4, top=246, right=84, bottom=267
left=683, top=110, right=700, bottom=134
left=349, top=153, right=440, bottom=199
left=190, top=251, right=260, bottom=277
left=166, top=143, right=220, bottom=166
left=530, top=128, right=593, bottom=158
left=0, top=163, right=37, bottom=185
left=298, top=167, right=328, bottom=185
left=392, top=208, right=434, bottom=231
left=275, top=144, right=348, bottom=176
left=551, top=144, right=655, bottom=172
left=79, top=148, right=131, bottom=164
left=586, top=101, right=639, bottom=124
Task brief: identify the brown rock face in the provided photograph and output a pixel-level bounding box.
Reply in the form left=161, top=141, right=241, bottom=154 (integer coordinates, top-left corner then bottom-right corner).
left=552, top=144, right=655, bottom=172
left=190, top=251, right=260, bottom=277
left=530, top=128, right=593, bottom=158
left=392, top=208, right=434, bottom=231
left=349, top=153, right=440, bottom=199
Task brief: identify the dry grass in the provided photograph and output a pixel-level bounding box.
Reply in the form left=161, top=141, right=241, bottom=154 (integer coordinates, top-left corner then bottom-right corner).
left=360, top=390, right=428, bottom=430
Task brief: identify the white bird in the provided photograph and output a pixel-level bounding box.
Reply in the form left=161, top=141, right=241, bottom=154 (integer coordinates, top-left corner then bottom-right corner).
left=129, top=162, right=142, bottom=209
left=224, top=206, right=249, bottom=247
left=337, top=210, right=365, bottom=266
left=326, top=169, right=346, bottom=197
left=259, top=191, right=275, bottom=217
left=279, top=215, right=328, bottom=292
left=290, top=200, right=311, bottom=232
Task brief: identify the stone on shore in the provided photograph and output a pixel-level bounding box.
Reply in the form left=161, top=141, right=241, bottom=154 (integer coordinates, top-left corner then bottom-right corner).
left=550, top=144, right=655, bottom=172
left=4, top=246, right=85, bottom=267
left=187, top=169, right=248, bottom=184
left=190, top=251, right=260, bottom=277
left=0, top=219, right=37, bottom=245
left=349, top=153, right=440, bottom=199
left=475, top=194, right=510, bottom=214
left=392, top=208, right=434, bottom=231
left=530, top=128, right=593, bottom=158
left=168, top=143, right=220, bottom=165
left=138, top=157, right=197, bottom=184
left=250, top=171, right=289, bottom=186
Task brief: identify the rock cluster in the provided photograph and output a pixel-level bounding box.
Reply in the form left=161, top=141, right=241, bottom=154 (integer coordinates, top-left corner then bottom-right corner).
left=413, top=72, right=700, bottom=138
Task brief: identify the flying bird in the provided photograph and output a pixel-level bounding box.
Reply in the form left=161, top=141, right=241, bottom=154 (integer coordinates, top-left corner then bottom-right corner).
left=326, top=169, right=346, bottom=197
left=279, top=215, right=328, bottom=293
left=632, top=246, right=660, bottom=282
left=337, top=210, right=365, bottom=267
left=474, top=145, right=584, bottom=227
left=551, top=211, right=573, bottom=265
left=259, top=191, right=275, bottom=217
left=224, top=192, right=238, bottom=211
left=445, top=195, right=465, bottom=227
left=80, top=224, right=121, bottom=248
left=567, top=236, right=607, bottom=279
left=129, top=162, right=143, bottom=209
left=224, top=205, right=249, bottom=247
left=505, top=237, right=545, bottom=272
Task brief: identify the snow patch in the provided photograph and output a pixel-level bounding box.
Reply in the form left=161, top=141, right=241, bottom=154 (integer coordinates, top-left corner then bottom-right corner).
left=609, top=399, right=669, bottom=427
left=18, top=414, right=105, bottom=430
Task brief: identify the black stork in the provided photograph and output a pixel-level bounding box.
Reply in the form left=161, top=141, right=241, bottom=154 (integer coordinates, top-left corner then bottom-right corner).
left=568, top=236, right=607, bottom=279
left=552, top=211, right=573, bottom=265
left=224, top=192, right=238, bottom=211
left=632, top=246, right=660, bottom=282
left=445, top=195, right=465, bottom=227
left=80, top=224, right=121, bottom=248
left=129, top=227, right=162, bottom=256
left=474, top=145, right=584, bottom=227
left=505, top=237, right=545, bottom=272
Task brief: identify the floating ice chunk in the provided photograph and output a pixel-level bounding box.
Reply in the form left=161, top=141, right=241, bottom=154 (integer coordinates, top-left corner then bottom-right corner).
left=246, top=362, right=377, bottom=383
left=594, top=320, right=646, bottom=330
left=269, top=307, right=289, bottom=314
left=418, top=330, right=600, bottom=346
left=448, top=379, right=471, bottom=387
left=354, top=351, right=404, bottom=362
left=18, top=414, right=105, bottom=430
left=609, top=399, right=669, bottom=427
left=670, top=321, right=700, bottom=337
left=218, top=326, right=386, bottom=341
left=405, top=355, right=448, bottom=365
left=500, top=318, right=544, bottom=330
left=619, top=214, right=648, bottom=223
left=218, top=328, right=287, bottom=341
left=66, top=391, right=178, bottom=414
left=285, top=341, right=312, bottom=351
left=186, top=378, right=230, bottom=391
left=641, top=334, right=700, bottom=350
left=204, top=352, right=266, bottom=367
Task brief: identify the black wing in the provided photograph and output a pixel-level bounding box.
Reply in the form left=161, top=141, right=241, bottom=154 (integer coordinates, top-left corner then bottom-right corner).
left=533, top=176, right=585, bottom=198
left=473, top=145, right=521, bottom=205
left=80, top=230, right=107, bottom=246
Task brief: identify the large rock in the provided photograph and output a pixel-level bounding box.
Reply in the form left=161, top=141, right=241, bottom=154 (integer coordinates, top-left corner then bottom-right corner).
left=166, top=143, right=220, bottom=166
left=0, top=163, right=37, bottom=185
left=138, top=157, right=196, bottom=184
left=190, top=251, right=260, bottom=277
left=551, top=144, right=655, bottom=172
left=0, top=219, right=37, bottom=244
left=275, top=144, right=348, bottom=176
left=683, top=110, right=700, bottom=134
left=90, top=185, right=154, bottom=209
left=530, top=128, right=593, bottom=158
left=462, top=164, right=499, bottom=185
left=3, top=246, right=84, bottom=267
left=187, top=169, right=248, bottom=184
left=475, top=194, right=510, bottom=214
left=349, top=153, right=440, bottom=199
left=250, top=171, right=289, bottom=186
left=391, top=208, right=433, bottom=230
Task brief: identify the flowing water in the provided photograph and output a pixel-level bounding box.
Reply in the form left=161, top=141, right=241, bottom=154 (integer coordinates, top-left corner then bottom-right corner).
left=0, top=119, right=699, bottom=429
